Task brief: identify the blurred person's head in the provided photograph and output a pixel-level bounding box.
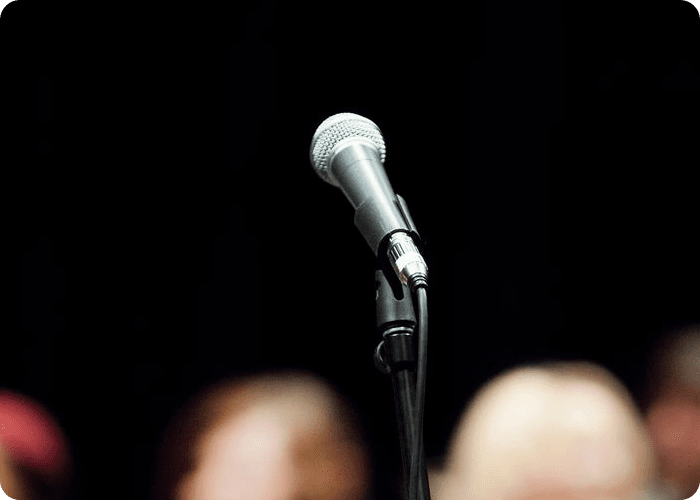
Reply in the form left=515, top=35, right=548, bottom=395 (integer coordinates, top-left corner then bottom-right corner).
left=0, top=390, right=74, bottom=500
left=150, top=369, right=371, bottom=500
left=644, top=325, right=700, bottom=500
left=645, top=325, right=700, bottom=405
left=434, top=361, right=659, bottom=500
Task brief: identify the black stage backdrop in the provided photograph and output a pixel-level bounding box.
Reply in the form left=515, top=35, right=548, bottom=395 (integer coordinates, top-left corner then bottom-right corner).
left=5, top=1, right=699, bottom=499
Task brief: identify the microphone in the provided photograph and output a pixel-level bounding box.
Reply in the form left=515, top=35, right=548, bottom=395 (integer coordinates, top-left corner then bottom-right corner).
left=309, top=113, right=428, bottom=292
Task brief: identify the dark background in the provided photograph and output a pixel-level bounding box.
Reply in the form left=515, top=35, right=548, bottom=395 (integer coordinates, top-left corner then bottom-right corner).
left=4, top=1, right=699, bottom=499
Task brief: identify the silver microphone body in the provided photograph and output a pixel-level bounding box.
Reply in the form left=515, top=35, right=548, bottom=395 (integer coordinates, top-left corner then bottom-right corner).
left=310, top=113, right=428, bottom=290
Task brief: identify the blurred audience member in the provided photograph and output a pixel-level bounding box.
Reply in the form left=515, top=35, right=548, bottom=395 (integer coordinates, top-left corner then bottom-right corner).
left=431, top=361, right=661, bottom=500
left=0, top=390, right=74, bottom=500
left=151, top=370, right=371, bottom=500
left=644, top=325, right=700, bottom=500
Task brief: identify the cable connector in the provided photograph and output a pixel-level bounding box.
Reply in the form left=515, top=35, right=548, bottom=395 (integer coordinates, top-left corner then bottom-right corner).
left=387, top=232, right=428, bottom=292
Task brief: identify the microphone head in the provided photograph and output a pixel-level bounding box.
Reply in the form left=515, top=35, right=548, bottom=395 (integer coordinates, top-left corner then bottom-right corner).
left=309, top=113, right=386, bottom=187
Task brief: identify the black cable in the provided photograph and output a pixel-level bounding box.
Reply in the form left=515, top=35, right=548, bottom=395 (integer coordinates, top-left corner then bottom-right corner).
left=408, top=285, right=428, bottom=500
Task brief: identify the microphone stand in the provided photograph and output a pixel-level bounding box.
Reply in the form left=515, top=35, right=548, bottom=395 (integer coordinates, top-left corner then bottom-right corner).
left=373, top=269, right=431, bottom=500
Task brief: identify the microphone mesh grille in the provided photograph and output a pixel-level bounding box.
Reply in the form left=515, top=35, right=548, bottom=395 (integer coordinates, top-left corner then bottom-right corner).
left=309, top=113, right=386, bottom=187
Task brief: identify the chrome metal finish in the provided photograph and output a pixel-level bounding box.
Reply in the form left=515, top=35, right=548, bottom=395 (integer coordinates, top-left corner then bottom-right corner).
left=310, top=113, right=386, bottom=187
left=387, top=232, right=428, bottom=290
